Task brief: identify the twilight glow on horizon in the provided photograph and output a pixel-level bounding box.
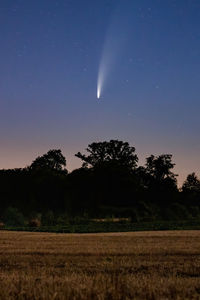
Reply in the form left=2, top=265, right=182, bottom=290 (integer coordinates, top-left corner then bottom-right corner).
left=1, top=0, right=200, bottom=184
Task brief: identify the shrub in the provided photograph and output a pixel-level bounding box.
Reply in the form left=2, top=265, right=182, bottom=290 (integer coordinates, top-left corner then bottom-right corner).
left=4, top=207, right=25, bottom=227
left=41, top=210, right=55, bottom=226
left=28, top=219, right=41, bottom=227
left=0, top=222, right=5, bottom=228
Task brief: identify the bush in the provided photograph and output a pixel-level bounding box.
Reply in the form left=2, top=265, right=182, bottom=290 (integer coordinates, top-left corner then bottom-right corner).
left=41, top=210, right=55, bottom=226
left=28, top=219, right=41, bottom=227
left=170, top=203, right=191, bottom=220
left=0, top=222, right=5, bottom=228
left=4, top=207, right=25, bottom=227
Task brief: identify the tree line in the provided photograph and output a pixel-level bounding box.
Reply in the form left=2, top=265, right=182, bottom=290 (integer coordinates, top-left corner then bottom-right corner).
left=0, top=139, right=200, bottom=226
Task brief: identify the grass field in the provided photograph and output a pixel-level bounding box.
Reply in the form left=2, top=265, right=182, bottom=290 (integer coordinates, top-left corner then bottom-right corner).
left=0, top=231, right=200, bottom=299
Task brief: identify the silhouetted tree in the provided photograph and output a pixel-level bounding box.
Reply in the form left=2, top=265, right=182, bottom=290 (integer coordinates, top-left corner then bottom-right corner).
left=182, top=173, right=200, bottom=192
left=143, top=154, right=178, bottom=211
left=0, top=141, right=199, bottom=223
left=181, top=173, right=200, bottom=207
left=145, top=154, right=177, bottom=182
left=30, top=149, right=67, bottom=172
left=75, top=140, right=138, bottom=169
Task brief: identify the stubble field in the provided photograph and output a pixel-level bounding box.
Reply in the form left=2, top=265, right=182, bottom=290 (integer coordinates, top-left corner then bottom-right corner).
left=0, top=230, right=200, bottom=299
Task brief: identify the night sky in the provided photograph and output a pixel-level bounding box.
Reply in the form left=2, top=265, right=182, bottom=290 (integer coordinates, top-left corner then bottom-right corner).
left=1, top=0, right=200, bottom=184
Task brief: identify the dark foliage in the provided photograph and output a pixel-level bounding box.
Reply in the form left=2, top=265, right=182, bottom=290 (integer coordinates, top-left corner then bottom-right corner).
left=0, top=143, right=199, bottom=226
left=29, top=149, right=67, bottom=172
left=75, top=140, right=138, bottom=169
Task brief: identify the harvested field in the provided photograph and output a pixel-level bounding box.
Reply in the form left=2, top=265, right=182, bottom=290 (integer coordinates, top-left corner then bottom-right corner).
left=0, top=230, right=200, bottom=299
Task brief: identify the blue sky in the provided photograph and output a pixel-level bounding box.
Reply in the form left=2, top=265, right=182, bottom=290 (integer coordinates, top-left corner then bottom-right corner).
left=0, top=0, right=200, bottom=184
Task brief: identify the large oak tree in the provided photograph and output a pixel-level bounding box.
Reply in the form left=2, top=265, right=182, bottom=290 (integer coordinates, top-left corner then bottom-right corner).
left=75, top=140, right=138, bottom=169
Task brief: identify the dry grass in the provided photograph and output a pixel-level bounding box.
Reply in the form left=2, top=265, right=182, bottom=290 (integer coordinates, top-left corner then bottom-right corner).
left=0, top=230, right=200, bottom=299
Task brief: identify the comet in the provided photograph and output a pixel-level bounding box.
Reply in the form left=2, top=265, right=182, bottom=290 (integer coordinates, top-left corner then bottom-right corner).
left=97, top=85, right=101, bottom=99
left=97, top=38, right=111, bottom=100
left=96, top=0, right=132, bottom=100
left=97, top=64, right=105, bottom=99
